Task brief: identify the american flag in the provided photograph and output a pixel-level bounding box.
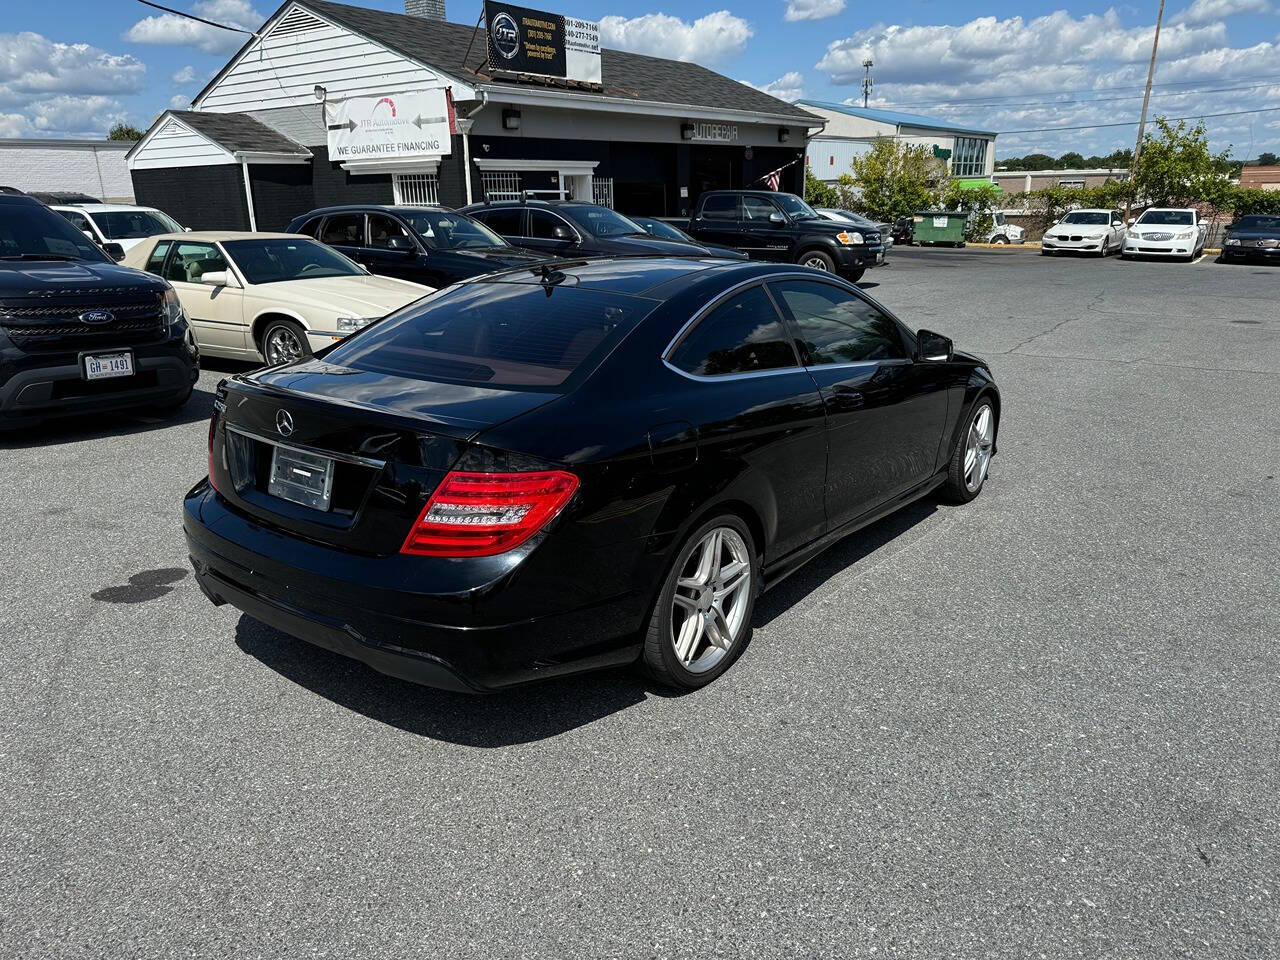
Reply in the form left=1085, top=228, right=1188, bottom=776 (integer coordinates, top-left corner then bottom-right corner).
left=766, top=169, right=781, bottom=191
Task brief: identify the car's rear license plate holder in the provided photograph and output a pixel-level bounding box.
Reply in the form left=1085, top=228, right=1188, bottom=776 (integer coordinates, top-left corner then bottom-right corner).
left=268, top=445, right=335, bottom=511
left=82, top=350, right=134, bottom=381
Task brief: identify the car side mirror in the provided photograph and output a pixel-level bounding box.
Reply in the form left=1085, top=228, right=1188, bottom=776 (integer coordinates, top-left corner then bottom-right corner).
left=1127, top=217, right=1136, bottom=226
left=917, top=329, right=953, bottom=362
left=386, top=235, right=414, bottom=251
left=82, top=229, right=96, bottom=241
left=552, top=225, right=574, bottom=240
left=768, top=211, right=786, bottom=225
left=101, top=242, right=125, bottom=262
left=184, top=226, right=193, bottom=233
left=198, top=270, right=235, bottom=287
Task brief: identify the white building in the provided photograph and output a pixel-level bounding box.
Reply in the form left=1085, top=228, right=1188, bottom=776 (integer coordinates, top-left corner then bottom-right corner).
left=796, top=101, right=997, bottom=184
left=0, top=139, right=134, bottom=201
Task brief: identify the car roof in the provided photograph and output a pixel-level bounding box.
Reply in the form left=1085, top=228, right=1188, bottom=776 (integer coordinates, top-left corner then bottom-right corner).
left=52, top=203, right=166, bottom=213
left=144, top=231, right=301, bottom=242
left=291, top=204, right=455, bottom=218
left=0, top=194, right=43, bottom=207
left=469, top=256, right=816, bottom=298
left=1064, top=208, right=1116, bottom=213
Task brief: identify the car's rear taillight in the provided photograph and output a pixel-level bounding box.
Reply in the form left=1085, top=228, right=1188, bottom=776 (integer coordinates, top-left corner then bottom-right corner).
left=401, top=470, right=579, bottom=557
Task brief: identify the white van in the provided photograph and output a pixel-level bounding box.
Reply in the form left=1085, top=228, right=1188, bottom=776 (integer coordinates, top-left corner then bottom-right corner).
left=51, top=204, right=187, bottom=254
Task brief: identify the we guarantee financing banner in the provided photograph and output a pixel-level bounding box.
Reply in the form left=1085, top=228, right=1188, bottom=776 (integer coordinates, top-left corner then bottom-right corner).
left=325, top=90, right=452, bottom=163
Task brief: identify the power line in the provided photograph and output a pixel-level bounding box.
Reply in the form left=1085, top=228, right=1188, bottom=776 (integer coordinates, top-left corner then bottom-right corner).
left=998, top=104, right=1280, bottom=134
left=134, top=0, right=257, bottom=35
left=885, top=71, right=1280, bottom=108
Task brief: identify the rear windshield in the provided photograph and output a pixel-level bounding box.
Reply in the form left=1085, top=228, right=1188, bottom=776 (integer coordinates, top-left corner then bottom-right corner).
left=324, top=280, right=657, bottom=391
left=92, top=209, right=182, bottom=239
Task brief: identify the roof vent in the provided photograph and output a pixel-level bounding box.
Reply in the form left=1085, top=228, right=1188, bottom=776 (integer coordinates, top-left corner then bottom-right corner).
left=405, top=0, right=446, bottom=21
left=272, top=6, right=326, bottom=37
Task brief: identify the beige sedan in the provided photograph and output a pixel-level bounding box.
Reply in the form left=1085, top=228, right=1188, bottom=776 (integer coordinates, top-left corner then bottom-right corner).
left=122, top=232, right=432, bottom=363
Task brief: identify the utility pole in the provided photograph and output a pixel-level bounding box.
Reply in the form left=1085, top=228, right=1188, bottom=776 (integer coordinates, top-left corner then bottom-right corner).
left=1127, top=0, right=1165, bottom=219
left=862, top=59, right=874, bottom=109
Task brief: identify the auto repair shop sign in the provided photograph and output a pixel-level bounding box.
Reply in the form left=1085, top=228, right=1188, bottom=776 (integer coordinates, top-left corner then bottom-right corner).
left=484, top=1, right=602, bottom=85
left=325, top=90, right=453, bottom=162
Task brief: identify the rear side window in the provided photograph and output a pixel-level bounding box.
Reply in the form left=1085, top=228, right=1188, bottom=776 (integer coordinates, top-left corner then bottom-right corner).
left=768, top=279, right=908, bottom=364
left=700, top=195, right=738, bottom=221
left=668, top=285, right=796, bottom=377
left=324, top=283, right=656, bottom=392
left=321, top=213, right=364, bottom=245
left=145, top=240, right=171, bottom=275
left=294, top=216, right=323, bottom=238
left=474, top=207, right=523, bottom=237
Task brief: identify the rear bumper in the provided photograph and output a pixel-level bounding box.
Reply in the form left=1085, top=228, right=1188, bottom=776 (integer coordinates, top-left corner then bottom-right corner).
left=0, top=344, right=197, bottom=427
left=184, top=481, right=647, bottom=692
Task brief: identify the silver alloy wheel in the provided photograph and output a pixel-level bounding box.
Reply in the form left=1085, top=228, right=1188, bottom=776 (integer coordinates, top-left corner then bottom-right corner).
left=802, top=254, right=830, bottom=271
left=264, top=324, right=304, bottom=365
left=964, top=403, right=995, bottom=493
left=670, top=526, right=752, bottom=674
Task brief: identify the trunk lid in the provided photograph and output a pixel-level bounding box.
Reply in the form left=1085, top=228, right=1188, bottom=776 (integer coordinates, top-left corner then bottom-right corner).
left=211, top=359, right=557, bottom=555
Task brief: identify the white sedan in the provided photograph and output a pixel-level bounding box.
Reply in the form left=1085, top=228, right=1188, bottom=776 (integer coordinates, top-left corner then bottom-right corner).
left=1041, top=209, right=1127, bottom=256
left=1121, top=208, right=1207, bottom=261
left=122, top=232, right=432, bottom=363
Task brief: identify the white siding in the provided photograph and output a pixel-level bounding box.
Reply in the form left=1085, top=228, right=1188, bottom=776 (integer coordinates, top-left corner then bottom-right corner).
left=808, top=138, right=873, bottom=180
left=0, top=141, right=134, bottom=200
left=129, top=117, right=232, bottom=170
left=196, top=3, right=460, bottom=114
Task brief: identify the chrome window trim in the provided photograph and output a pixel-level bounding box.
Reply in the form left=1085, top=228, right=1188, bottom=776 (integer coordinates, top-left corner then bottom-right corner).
left=661, top=277, right=803, bottom=382
left=225, top=424, right=387, bottom=469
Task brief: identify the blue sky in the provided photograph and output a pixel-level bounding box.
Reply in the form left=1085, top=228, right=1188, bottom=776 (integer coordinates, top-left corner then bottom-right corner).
left=3, top=0, right=1278, bottom=159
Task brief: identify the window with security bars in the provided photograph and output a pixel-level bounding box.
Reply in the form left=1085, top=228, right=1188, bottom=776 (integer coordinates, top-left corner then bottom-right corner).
left=592, top=177, right=614, bottom=208
left=393, top=174, right=440, bottom=206
left=481, top=171, right=522, bottom=202
left=951, top=137, right=989, bottom=177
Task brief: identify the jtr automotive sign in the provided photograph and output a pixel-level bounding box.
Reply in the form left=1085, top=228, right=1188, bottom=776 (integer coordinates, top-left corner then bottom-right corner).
left=325, top=90, right=453, bottom=162
left=484, top=1, right=601, bottom=85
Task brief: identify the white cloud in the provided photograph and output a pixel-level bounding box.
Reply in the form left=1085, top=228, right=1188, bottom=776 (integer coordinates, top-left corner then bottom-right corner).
left=785, top=0, right=846, bottom=22
left=599, top=11, right=753, bottom=64
left=125, top=0, right=263, bottom=55
left=170, top=94, right=191, bottom=108
left=172, top=65, right=197, bottom=84
left=0, top=32, right=143, bottom=137
left=0, top=32, right=145, bottom=105
left=1174, top=0, right=1271, bottom=25
left=744, top=70, right=805, bottom=102
left=813, top=10, right=1280, bottom=156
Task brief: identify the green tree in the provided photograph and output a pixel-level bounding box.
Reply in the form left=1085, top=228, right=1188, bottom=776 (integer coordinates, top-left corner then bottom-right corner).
left=1256, top=151, right=1279, bottom=166
left=107, top=122, right=144, bottom=141
left=803, top=166, right=839, bottom=208
left=1059, top=151, right=1085, bottom=169
left=846, top=137, right=945, bottom=221
left=1133, top=117, right=1232, bottom=207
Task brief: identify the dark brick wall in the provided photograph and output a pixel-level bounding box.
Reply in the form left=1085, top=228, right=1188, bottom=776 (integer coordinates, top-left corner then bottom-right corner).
left=248, top=163, right=313, bottom=231
left=437, top=134, right=470, bottom=209
left=131, top=165, right=250, bottom=231
left=309, top=145, right=393, bottom=208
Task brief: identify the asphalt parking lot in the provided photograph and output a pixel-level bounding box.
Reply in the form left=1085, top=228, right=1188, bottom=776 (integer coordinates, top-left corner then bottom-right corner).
left=3, top=248, right=1277, bottom=959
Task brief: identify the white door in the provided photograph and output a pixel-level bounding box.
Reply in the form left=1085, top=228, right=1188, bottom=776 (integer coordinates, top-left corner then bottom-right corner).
left=161, top=240, right=246, bottom=354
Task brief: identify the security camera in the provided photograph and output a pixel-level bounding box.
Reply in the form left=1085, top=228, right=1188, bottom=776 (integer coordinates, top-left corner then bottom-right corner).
left=313, top=85, right=326, bottom=102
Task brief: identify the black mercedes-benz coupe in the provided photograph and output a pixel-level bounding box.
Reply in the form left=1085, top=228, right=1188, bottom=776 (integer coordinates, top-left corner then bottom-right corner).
left=186, top=258, right=999, bottom=693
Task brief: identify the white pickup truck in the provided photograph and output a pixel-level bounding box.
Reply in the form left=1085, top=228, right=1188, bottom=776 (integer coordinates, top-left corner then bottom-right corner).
left=986, top=212, right=1025, bottom=244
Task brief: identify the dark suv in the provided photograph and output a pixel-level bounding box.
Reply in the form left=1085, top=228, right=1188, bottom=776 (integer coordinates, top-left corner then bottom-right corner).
left=0, top=195, right=199, bottom=429
left=287, top=205, right=546, bottom=288
left=461, top=199, right=719, bottom=259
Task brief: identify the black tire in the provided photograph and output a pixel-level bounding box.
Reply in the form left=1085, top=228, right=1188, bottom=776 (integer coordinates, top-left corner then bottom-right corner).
left=797, top=249, right=835, bottom=273
left=146, top=387, right=193, bottom=417
left=940, top=398, right=997, bottom=505
left=259, top=317, right=311, bottom=366
left=641, top=513, right=759, bottom=690
left=1040, top=248, right=1052, bottom=256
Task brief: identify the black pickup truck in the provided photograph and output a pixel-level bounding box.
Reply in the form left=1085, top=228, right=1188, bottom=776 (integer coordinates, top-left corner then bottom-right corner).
left=670, top=190, right=884, bottom=281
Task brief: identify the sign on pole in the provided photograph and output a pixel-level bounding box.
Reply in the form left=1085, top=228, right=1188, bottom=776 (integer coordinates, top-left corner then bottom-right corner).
left=325, top=89, right=453, bottom=163
left=484, top=2, right=601, bottom=86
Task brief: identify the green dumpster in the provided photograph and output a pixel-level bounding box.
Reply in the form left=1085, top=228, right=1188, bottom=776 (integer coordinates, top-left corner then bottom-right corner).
left=913, top=210, right=967, bottom=247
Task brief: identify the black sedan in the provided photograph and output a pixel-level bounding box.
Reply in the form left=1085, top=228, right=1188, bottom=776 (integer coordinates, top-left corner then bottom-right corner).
left=188, top=258, right=999, bottom=693
left=1220, top=214, right=1280, bottom=263
left=461, top=199, right=720, bottom=259
left=286, top=205, right=545, bottom=287
left=629, top=216, right=748, bottom=260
